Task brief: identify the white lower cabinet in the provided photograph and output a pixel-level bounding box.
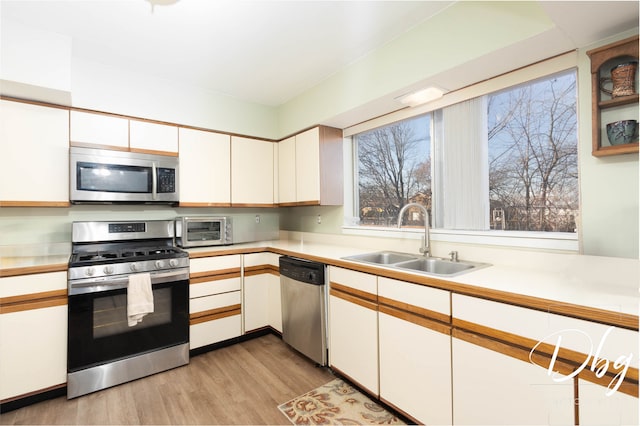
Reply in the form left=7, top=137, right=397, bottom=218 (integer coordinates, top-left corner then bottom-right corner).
left=243, top=253, right=281, bottom=333
left=328, top=266, right=378, bottom=395
left=452, top=337, right=575, bottom=425
left=378, top=277, right=452, bottom=424
left=578, top=379, right=639, bottom=426
left=189, top=255, right=242, bottom=350
left=0, top=272, right=67, bottom=400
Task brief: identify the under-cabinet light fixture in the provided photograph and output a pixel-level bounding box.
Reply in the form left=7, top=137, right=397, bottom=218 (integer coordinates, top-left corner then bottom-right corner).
left=396, top=86, right=446, bottom=107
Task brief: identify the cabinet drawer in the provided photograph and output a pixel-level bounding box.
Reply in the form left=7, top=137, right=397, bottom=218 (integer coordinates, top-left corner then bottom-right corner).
left=452, top=294, right=637, bottom=362
left=190, top=291, right=240, bottom=314
left=378, top=277, right=450, bottom=316
left=190, top=315, right=241, bottom=350
left=190, top=277, right=240, bottom=299
left=329, top=266, right=376, bottom=294
left=244, top=252, right=280, bottom=267
left=190, top=255, right=241, bottom=274
left=0, top=271, right=66, bottom=297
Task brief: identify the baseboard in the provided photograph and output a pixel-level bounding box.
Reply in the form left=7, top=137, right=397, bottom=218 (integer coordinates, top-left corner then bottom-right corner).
left=0, top=384, right=66, bottom=414
left=189, top=326, right=281, bottom=357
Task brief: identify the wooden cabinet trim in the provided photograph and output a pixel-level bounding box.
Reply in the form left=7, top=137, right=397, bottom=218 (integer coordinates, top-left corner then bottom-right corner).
left=190, top=269, right=241, bottom=283
left=329, top=285, right=378, bottom=312
left=330, top=282, right=377, bottom=303
left=178, top=202, right=232, bottom=208
left=452, top=319, right=639, bottom=397
left=0, top=264, right=68, bottom=278
left=0, top=289, right=67, bottom=314
left=379, top=303, right=451, bottom=335
left=0, top=201, right=70, bottom=208
left=244, top=264, right=279, bottom=277
left=189, top=304, right=241, bottom=325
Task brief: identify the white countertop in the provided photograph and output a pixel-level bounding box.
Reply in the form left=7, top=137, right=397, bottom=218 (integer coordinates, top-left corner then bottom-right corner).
left=2, top=238, right=638, bottom=320
left=187, top=238, right=640, bottom=319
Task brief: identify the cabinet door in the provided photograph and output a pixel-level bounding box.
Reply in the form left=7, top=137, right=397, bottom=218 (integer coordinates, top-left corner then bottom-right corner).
left=328, top=267, right=378, bottom=395
left=231, top=136, right=274, bottom=205
left=0, top=100, right=69, bottom=204
left=0, top=268, right=67, bottom=401
left=277, top=136, right=296, bottom=204
left=295, top=127, right=320, bottom=203
left=579, top=379, right=638, bottom=425
left=129, top=120, right=178, bottom=153
left=452, top=337, right=574, bottom=425
left=70, top=110, right=128, bottom=148
left=0, top=305, right=67, bottom=400
left=190, top=291, right=242, bottom=350
left=243, top=253, right=281, bottom=333
left=178, top=128, right=230, bottom=205
left=378, top=277, right=452, bottom=424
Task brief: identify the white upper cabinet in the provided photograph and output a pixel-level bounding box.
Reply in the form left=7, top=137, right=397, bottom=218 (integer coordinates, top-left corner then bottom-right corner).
left=277, top=136, right=296, bottom=204
left=231, top=136, right=275, bottom=206
left=277, top=126, right=343, bottom=206
left=0, top=100, right=69, bottom=205
left=294, top=127, right=321, bottom=203
left=178, top=128, right=231, bottom=206
left=129, top=120, right=178, bottom=153
left=70, top=110, right=128, bottom=148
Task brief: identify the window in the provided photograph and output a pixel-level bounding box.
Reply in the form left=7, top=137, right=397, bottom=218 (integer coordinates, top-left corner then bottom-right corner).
left=353, top=70, right=578, bottom=238
left=487, top=71, right=578, bottom=232
left=355, top=115, right=431, bottom=227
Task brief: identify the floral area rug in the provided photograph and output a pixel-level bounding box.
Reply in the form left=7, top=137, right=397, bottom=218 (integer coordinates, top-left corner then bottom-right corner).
left=278, top=378, right=406, bottom=425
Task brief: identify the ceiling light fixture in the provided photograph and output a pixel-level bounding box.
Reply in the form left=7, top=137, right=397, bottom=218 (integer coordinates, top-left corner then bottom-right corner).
left=146, top=0, right=180, bottom=12
left=396, top=86, right=446, bottom=107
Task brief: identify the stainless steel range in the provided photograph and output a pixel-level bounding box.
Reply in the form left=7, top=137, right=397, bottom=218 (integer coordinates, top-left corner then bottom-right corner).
left=67, top=220, right=190, bottom=399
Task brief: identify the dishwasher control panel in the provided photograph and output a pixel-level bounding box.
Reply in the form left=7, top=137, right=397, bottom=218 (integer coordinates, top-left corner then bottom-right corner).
left=279, top=256, right=325, bottom=285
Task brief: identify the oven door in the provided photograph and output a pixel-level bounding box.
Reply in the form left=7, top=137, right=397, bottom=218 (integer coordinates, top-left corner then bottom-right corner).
left=67, top=277, right=188, bottom=372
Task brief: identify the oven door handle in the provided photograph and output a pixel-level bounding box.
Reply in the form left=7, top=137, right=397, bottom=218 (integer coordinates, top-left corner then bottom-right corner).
left=68, top=269, right=189, bottom=295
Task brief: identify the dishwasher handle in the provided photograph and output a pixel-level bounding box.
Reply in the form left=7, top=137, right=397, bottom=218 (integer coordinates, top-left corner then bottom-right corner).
left=279, top=256, right=325, bottom=285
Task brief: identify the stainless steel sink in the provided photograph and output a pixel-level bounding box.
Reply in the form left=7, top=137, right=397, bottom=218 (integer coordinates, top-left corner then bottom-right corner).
left=343, top=251, right=418, bottom=265
left=341, top=251, right=489, bottom=277
left=394, top=257, right=475, bottom=275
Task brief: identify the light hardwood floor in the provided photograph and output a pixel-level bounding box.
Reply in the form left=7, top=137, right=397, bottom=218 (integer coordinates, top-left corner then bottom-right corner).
left=0, top=334, right=336, bottom=425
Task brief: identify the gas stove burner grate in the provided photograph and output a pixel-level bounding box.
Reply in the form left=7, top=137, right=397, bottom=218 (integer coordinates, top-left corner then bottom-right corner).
left=78, top=252, right=119, bottom=262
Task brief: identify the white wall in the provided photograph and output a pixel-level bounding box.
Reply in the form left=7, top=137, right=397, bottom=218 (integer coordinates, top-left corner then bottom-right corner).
left=578, top=30, right=639, bottom=259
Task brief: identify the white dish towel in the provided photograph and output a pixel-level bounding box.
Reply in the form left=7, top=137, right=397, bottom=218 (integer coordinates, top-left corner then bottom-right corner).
left=127, top=272, right=154, bottom=327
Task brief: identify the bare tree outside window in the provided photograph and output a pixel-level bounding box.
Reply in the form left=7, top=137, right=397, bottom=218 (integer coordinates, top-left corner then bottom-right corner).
left=488, top=72, right=578, bottom=232
left=356, top=116, right=431, bottom=227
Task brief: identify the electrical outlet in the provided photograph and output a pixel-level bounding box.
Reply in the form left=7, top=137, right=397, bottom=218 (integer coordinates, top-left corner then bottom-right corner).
left=255, top=214, right=261, bottom=224
left=317, top=214, right=322, bottom=224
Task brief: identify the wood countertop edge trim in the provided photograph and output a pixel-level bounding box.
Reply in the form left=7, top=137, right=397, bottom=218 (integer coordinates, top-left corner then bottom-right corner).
left=2, top=246, right=637, bottom=331
left=0, top=263, right=68, bottom=277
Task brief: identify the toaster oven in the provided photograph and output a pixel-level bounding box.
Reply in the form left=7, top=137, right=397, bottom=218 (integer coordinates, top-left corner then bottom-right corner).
left=175, top=216, right=232, bottom=248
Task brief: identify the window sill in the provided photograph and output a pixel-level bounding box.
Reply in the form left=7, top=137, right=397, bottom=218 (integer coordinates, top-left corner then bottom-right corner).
left=341, top=225, right=579, bottom=252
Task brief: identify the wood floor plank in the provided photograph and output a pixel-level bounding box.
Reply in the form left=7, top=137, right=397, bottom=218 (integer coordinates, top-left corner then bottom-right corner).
left=0, top=334, right=334, bottom=425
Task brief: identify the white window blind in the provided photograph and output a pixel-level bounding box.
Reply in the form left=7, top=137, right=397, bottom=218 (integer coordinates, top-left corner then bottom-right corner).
left=433, top=97, right=489, bottom=230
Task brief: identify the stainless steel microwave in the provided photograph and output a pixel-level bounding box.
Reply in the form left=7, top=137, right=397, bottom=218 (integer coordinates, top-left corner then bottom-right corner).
left=175, top=216, right=233, bottom=248
left=70, top=147, right=179, bottom=204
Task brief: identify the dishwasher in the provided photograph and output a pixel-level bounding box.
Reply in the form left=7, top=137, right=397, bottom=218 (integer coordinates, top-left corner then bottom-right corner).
left=279, top=256, right=327, bottom=366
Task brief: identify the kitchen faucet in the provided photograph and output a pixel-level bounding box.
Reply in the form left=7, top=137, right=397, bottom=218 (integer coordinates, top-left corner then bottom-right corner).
left=397, top=203, right=430, bottom=257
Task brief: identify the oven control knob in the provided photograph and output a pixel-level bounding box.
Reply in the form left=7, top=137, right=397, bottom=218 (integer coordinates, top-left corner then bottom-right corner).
left=85, top=267, right=95, bottom=277
left=169, top=259, right=179, bottom=268
left=155, top=260, right=166, bottom=269
left=130, top=263, right=138, bottom=272
left=103, top=265, right=114, bottom=275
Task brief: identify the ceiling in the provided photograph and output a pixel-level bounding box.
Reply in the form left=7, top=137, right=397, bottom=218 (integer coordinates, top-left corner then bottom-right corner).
left=1, top=0, right=638, bottom=111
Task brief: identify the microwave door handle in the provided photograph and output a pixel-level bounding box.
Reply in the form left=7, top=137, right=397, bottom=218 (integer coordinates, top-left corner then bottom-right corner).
left=151, top=162, right=158, bottom=200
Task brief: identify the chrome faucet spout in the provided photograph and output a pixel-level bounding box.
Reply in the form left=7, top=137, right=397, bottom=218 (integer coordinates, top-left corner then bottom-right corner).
left=397, top=202, right=430, bottom=257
